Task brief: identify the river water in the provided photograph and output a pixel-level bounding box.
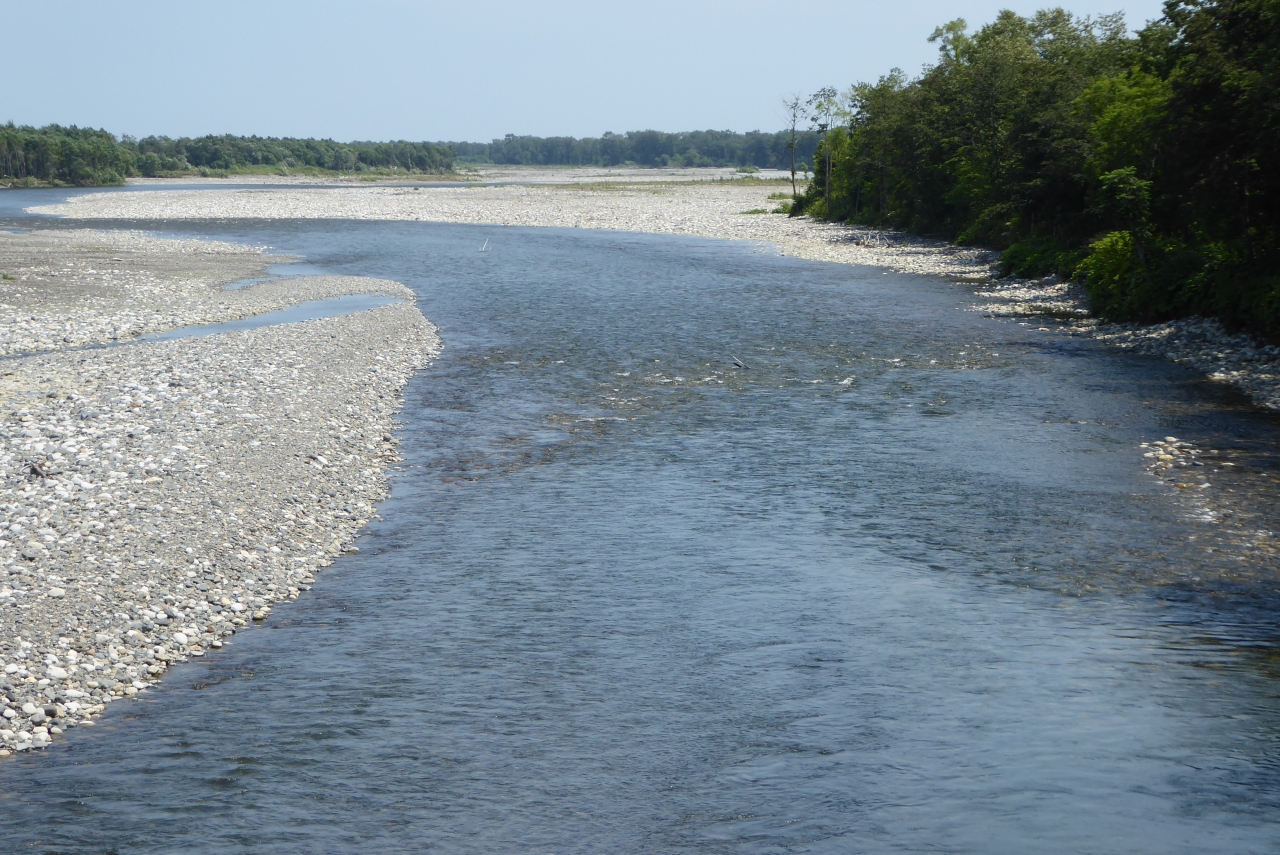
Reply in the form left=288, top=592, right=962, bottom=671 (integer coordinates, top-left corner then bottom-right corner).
left=3, top=212, right=1280, bottom=852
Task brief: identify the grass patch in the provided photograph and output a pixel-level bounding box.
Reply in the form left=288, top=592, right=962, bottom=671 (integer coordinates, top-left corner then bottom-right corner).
left=741, top=208, right=772, bottom=215
left=1, top=273, right=14, bottom=281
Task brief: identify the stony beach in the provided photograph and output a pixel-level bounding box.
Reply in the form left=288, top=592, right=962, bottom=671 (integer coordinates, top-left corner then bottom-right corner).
left=33, top=174, right=1280, bottom=412
left=0, top=228, right=438, bottom=754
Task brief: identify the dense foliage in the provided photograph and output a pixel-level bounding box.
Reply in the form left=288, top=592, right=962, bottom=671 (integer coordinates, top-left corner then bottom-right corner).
left=0, top=124, right=135, bottom=185
left=449, top=129, right=820, bottom=169
left=2, top=125, right=814, bottom=185
left=795, top=0, right=1280, bottom=338
left=0, top=125, right=454, bottom=184
left=132, top=135, right=452, bottom=176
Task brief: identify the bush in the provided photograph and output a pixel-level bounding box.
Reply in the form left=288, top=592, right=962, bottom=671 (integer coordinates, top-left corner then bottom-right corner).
left=137, top=152, right=162, bottom=177
left=999, top=237, right=1084, bottom=278
left=1078, top=231, right=1144, bottom=317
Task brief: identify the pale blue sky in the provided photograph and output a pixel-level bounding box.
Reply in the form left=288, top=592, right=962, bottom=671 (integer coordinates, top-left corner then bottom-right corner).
left=8, top=0, right=1168, bottom=142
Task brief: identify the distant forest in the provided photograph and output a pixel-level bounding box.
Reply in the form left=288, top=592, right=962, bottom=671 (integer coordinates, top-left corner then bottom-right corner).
left=0, top=126, right=454, bottom=184
left=793, top=0, right=1280, bottom=339
left=0, top=126, right=819, bottom=187
left=449, top=129, right=820, bottom=169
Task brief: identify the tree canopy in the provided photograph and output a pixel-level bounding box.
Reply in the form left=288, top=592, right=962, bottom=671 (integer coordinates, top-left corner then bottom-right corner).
left=0, top=124, right=135, bottom=186
left=2, top=126, right=818, bottom=186
left=0, top=125, right=455, bottom=185
left=794, top=0, right=1280, bottom=338
left=448, top=129, right=819, bottom=170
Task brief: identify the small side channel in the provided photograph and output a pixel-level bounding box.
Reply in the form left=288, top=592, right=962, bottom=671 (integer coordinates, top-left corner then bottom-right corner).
left=0, top=293, right=404, bottom=364
left=142, top=293, right=403, bottom=342
left=222, top=262, right=331, bottom=291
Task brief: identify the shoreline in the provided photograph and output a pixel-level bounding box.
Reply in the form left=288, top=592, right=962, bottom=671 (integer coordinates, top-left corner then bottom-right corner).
left=29, top=178, right=1280, bottom=413
left=0, top=165, right=795, bottom=191
left=0, top=229, right=438, bottom=755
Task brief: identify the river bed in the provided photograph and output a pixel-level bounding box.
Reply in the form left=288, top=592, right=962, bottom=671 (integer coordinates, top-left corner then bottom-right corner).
left=2, top=218, right=1280, bottom=852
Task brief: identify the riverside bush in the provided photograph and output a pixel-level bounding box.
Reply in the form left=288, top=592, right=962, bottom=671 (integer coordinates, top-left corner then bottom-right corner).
left=794, top=0, right=1280, bottom=338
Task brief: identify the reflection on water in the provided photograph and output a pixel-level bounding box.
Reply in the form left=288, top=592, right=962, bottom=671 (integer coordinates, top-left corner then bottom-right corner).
left=2, top=220, right=1280, bottom=852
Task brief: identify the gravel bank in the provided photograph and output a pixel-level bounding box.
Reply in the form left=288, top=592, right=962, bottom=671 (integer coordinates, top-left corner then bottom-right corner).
left=0, top=230, right=410, bottom=356
left=35, top=180, right=1280, bottom=412
left=976, top=275, right=1280, bottom=411
left=32, top=183, right=998, bottom=280
left=0, top=226, right=439, bottom=755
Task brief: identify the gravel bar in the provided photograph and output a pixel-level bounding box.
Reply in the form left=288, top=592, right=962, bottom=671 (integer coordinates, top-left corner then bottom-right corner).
left=36, top=178, right=1280, bottom=411
left=0, top=227, right=438, bottom=756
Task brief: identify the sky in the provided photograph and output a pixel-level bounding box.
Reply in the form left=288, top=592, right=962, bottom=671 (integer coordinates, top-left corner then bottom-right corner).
left=7, top=0, right=1169, bottom=143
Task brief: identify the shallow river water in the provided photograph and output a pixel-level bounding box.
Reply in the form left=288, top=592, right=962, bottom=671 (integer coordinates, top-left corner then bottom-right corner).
left=3, top=214, right=1280, bottom=852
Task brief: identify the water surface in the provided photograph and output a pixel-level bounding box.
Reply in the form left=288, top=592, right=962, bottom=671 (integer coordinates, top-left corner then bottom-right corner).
left=2, top=219, right=1280, bottom=853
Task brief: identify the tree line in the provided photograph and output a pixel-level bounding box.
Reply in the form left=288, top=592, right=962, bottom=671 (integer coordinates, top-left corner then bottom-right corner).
left=447, top=129, right=820, bottom=170
left=0, top=125, right=455, bottom=184
left=0, top=125, right=136, bottom=186
left=1, top=124, right=822, bottom=188
left=133, top=135, right=454, bottom=176
left=792, top=0, right=1280, bottom=339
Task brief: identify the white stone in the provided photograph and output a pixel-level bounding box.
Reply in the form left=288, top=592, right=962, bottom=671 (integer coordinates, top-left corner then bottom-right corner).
left=47, top=666, right=68, bottom=680
left=48, top=587, right=66, bottom=599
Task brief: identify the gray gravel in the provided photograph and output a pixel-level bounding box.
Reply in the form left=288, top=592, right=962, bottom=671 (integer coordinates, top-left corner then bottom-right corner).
left=36, top=180, right=1280, bottom=413
left=976, top=275, right=1280, bottom=412
left=0, top=228, right=439, bottom=756
left=0, top=230, right=418, bottom=356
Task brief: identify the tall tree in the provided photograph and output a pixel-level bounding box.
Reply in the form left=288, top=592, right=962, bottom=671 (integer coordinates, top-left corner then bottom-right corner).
left=782, top=95, right=804, bottom=198
left=806, top=87, right=840, bottom=213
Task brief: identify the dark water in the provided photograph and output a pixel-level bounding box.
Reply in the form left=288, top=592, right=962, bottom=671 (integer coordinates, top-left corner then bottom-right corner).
left=4, top=218, right=1280, bottom=852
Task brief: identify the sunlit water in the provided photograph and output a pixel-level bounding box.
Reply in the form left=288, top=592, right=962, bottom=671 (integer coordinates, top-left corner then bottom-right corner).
left=141, top=293, right=402, bottom=342
left=2, top=214, right=1280, bottom=852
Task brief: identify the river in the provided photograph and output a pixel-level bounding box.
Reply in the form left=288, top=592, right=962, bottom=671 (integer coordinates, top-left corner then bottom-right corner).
left=2, top=212, right=1280, bottom=852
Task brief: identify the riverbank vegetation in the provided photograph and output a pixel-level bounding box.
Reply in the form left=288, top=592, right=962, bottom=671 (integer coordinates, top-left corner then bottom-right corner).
left=0, top=125, right=136, bottom=186
left=448, top=129, right=820, bottom=170
left=792, top=0, right=1280, bottom=338
left=1, top=125, right=818, bottom=189
left=0, top=125, right=455, bottom=185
